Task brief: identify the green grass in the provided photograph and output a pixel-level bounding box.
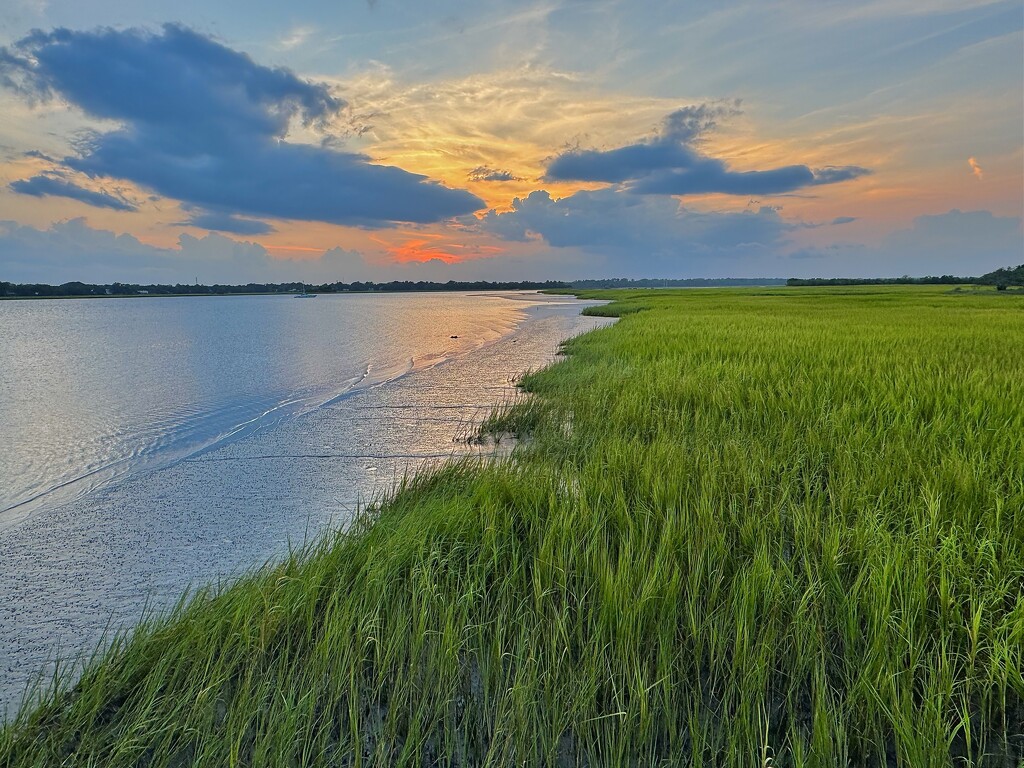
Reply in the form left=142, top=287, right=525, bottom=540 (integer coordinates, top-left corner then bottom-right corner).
left=2, top=286, right=1021, bottom=766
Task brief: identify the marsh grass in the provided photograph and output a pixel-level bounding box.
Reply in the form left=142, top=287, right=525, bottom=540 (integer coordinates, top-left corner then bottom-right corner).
left=1, top=286, right=1021, bottom=766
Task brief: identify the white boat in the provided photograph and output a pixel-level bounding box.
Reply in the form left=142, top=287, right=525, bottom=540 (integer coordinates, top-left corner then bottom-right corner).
left=294, top=284, right=317, bottom=298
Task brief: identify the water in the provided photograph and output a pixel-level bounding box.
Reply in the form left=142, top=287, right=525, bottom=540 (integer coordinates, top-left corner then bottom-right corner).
left=0, top=292, right=529, bottom=526
left=0, top=291, right=609, bottom=715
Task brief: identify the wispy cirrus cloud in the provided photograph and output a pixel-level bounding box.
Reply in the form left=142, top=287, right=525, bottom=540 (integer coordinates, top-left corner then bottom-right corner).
left=332, top=63, right=683, bottom=207
left=276, top=25, right=316, bottom=51
left=0, top=25, right=484, bottom=228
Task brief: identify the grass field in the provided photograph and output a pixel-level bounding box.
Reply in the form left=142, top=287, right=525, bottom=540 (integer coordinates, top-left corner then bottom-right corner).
left=2, top=286, right=1021, bottom=766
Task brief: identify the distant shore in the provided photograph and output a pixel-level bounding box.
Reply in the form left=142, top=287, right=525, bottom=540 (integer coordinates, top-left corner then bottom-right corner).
left=4, top=265, right=1021, bottom=300
left=0, top=277, right=788, bottom=300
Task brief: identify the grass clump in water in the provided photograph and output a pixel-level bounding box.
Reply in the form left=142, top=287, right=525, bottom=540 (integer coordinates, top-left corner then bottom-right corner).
left=1, top=285, right=1022, bottom=766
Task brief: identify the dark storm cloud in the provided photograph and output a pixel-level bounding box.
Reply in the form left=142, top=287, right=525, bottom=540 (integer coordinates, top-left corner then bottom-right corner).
left=9, top=174, right=137, bottom=211
left=0, top=25, right=484, bottom=226
left=546, top=106, right=870, bottom=196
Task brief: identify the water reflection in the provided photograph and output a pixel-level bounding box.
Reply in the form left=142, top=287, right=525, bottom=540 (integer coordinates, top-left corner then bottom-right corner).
left=0, top=293, right=611, bottom=715
left=0, top=292, right=528, bottom=525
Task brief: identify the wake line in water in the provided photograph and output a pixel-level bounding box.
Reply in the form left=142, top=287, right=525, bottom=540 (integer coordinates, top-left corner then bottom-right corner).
left=0, top=364, right=377, bottom=530
left=0, top=316, right=524, bottom=531
left=187, top=451, right=464, bottom=462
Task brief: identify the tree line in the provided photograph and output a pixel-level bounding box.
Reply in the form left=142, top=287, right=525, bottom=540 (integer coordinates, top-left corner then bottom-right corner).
left=0, top=280, right=570, bottom=298
left=3, top=267, right=1019, bottom=298
left=567, top=277, right=787, bottom=288
left=787, top=264, right=1023, bottom=288
left=1, top=277, right=786, bottom=298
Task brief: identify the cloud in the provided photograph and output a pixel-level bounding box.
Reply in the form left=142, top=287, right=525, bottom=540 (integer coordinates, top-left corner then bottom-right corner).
left=9, top=174, right=137, bottom=211
left=276, top=26, right=316, bottom=51
left=374, top=236, right=461, bottom=264
left=477, top=191, right=1022, bottom=279
left=546, top=106, right=870, bottom=196
left=631, top=164, right=871, bottom=196
left=0, top=218, right=520, bottom=285
left=806, top=166, right=872, bottom=185
left=332, top=63, right=683, bottom=208
left=477, top=188, right=795, bottom=275
left=544, top=104, right=737, bottom=183
left=0, top=25, right=484, bottom=226
left=968, top=156, right=984, bottom=180
left=367, top=231, right=505, bottom=264
left=181, top=210, right=276, bottom=236
left=0, top=218, right=264, bottom=283
left=0, top=217, right=383, bottom=284
left=468, top=166, right=523, bottom=182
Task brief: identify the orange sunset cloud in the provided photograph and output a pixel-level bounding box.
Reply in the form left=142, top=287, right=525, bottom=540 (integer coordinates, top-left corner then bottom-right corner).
left=370, top=233, right=503, bottom=264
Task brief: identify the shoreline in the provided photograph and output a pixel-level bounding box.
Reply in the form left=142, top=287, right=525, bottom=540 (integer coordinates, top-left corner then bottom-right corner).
left=0, top=287, right=576, bottom=302
left=0, top=294, right=610, bottom=717
left=0, top=292, right=594, bottom=531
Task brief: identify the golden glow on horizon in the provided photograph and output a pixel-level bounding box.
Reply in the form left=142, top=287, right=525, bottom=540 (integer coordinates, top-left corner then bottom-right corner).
left=368, top=232, right=503, bottom=264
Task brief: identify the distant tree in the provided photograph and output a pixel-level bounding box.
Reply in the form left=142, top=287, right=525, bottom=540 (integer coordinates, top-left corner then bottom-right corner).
left=979, top=264, right=1024, bottom=287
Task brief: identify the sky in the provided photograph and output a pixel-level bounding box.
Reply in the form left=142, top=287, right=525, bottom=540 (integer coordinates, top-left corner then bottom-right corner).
left=0, top=0, right=1021, bottom=283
